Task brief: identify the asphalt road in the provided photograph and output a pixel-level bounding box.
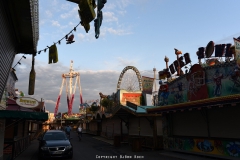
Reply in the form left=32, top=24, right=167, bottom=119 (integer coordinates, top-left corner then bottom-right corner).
left=15, top=132, right=227, bottom=160
left=68, top=132, right=179, bottom=160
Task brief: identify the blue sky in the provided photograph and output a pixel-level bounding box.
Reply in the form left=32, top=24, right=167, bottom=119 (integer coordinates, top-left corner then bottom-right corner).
left=13, top=0, right=240, bottom=113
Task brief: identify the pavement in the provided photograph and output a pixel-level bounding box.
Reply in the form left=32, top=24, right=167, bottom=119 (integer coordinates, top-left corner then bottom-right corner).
left=13, top=131, right=229, bottom=160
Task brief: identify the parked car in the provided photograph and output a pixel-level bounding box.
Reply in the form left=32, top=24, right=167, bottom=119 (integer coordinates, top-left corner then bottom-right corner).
left=38, top=130, right=73, bottom=159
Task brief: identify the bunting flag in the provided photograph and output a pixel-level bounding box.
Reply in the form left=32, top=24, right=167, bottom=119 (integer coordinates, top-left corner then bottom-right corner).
left=48, top=44, right=58, bottom=64
left=142, top=76, right=155, bottom=94
left=234, top=38, right=240, bottom=67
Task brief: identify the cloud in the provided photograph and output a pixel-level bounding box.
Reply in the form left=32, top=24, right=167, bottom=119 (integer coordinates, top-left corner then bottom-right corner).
left=51, top=0, right=58, bottom=6
left=116, top=0, right=132, bottom=10
left=77, top=33, right=85, bottom=41
left=117, top=57, right=138, bottom=67
left=14, top=60, right=121, bottom=113
left=51, top=20, right=61, bottom=27
left=60, top=6, right=78, bottom=19
left=61, top=3, right=71, bottom=10
left=45, top=10, right=53, bottom=18
left=104, top=3, right=116, bottom=10
left=103, top=12, right=118, bottom=22
left=104, top=27, right=132, bottom=36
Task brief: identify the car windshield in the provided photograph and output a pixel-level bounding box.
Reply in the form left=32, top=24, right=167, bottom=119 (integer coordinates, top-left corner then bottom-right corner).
left=43, top=132, right=67, bottom=141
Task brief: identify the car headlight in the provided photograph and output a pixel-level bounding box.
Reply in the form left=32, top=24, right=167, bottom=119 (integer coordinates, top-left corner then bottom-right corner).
left=65, top=145, right=72, bottom=150
left=41, top=147, right=48, bottom=151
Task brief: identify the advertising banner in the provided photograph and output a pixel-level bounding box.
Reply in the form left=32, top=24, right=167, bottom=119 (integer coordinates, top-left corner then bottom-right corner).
left=234, top=38, right=240, bottom=67
left=142, top=76, right=154, bottom=94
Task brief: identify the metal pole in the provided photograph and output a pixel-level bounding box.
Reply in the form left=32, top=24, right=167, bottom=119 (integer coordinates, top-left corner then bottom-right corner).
left=61, top=113, right=62, bottom=129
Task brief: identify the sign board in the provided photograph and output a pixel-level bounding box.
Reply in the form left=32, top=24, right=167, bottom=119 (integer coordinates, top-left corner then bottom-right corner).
left=121, top=92, right=141, bottom=106
left=16, top=97, right=39, bottom=108
left=126, top=101, right=138, bottom=110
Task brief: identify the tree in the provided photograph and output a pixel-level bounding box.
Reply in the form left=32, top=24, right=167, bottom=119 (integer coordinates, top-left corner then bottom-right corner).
left=89, top=102, right=99, bottom=113
left=100, top=98, right=114, bottom=113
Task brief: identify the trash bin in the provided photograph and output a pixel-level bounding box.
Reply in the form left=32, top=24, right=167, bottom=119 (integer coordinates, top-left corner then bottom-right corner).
left=114, top=135, right=121, bottom=147
left=132, top=137, right=142, bottom=152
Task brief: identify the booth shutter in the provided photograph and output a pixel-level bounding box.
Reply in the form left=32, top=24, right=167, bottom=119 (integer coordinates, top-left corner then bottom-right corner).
left=129, top=118, right=139, bottom=135
left=112, top=118, right=121, bottom=135
left=102, top=119, right=114, bottom=138
left=140, top=117, right=153, bottom=136
left=0, top=0, right=17, bottom=100
left=156, top=117, right=163, bottom=136
left=208, top=106, right=240, bottom=139
left=102, top=120, right=107, bottom=132
left=89, top=121, right=97, bottom=132
left=172, top=110, right=208, bottom=137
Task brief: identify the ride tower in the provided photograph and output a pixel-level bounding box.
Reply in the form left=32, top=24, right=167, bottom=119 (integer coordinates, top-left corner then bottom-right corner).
left=54, top=60, right=83, bottom=116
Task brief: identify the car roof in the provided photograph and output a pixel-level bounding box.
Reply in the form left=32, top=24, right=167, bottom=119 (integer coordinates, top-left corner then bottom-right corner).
left=46, top=130, right=64, bottom=133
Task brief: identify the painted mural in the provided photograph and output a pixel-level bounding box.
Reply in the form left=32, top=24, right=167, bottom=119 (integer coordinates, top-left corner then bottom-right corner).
left=158, top=62, right=239, bottom=106
left=164, top=137, right=240, bottom=158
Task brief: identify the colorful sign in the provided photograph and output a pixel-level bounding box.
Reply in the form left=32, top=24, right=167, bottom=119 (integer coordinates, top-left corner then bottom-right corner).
left=121, top=93, right=141, bottom=106
left=16, top=97, right=39, bottom=108
left=62, top=112, right=81, bottom=120
left=142, top=76, right=154, bottom=94
left=158, top=61, right=240, bottom=106
left=164, top=137, right=240, bottom=159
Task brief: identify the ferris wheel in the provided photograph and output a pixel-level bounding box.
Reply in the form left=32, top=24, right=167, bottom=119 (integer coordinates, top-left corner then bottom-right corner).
left=117, top=66, right=142, bottom=92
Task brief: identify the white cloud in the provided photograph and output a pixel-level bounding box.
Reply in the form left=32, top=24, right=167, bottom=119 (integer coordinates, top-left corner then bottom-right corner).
left=51, top=20, right=61, bottom=27
left=60, top=6, right=78, bottom=19
left=117, top=0, right=132, bottom=9
left=117, top=57, right=138, bottom=67
left=45, top=10, right=53, bottom=18
left=51, top=0, right=58, bottom=6
left=105, top=27, right=132, bottom=36
left=14, top=60, right=122, bottom=113
left=77, top=33, right=85, bottom=41
left=103, top=12, right=118, bottom=22
left=117, top=10, right=127, bottom=16
left=61, top=3, right=71, bottom=10
left=104, top=3, right=116, bottom=10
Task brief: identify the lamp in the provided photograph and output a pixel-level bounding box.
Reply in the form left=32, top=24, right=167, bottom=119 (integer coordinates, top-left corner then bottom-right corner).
left=22, top=56, right=26, bottom=59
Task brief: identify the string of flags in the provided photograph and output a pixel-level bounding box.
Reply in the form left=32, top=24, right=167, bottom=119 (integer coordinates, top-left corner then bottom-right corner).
left=12, top=21, right=81, bottom=68
left=12, top=0, right=108, bottom=69
left=12, top=55, right=26, bottom=71
left=38, top=21, right=80, bottom=56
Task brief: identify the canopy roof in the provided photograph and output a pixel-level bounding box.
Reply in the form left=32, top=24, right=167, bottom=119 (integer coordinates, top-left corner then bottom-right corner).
left=0, top=110, right=48, bottom=121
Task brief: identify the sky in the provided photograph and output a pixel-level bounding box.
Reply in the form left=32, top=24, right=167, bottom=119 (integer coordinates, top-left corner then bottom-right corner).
left=13, top=0, right=240, bottom=113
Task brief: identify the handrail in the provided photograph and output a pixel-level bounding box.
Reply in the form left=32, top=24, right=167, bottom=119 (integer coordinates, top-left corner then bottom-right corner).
left=4, top=135, right=31, bottom=160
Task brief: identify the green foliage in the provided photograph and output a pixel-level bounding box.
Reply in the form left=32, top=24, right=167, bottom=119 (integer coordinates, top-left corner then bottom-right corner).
left=100, top=98, right=114, bottom=112
left=90, top=102, right=99, bottom=112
